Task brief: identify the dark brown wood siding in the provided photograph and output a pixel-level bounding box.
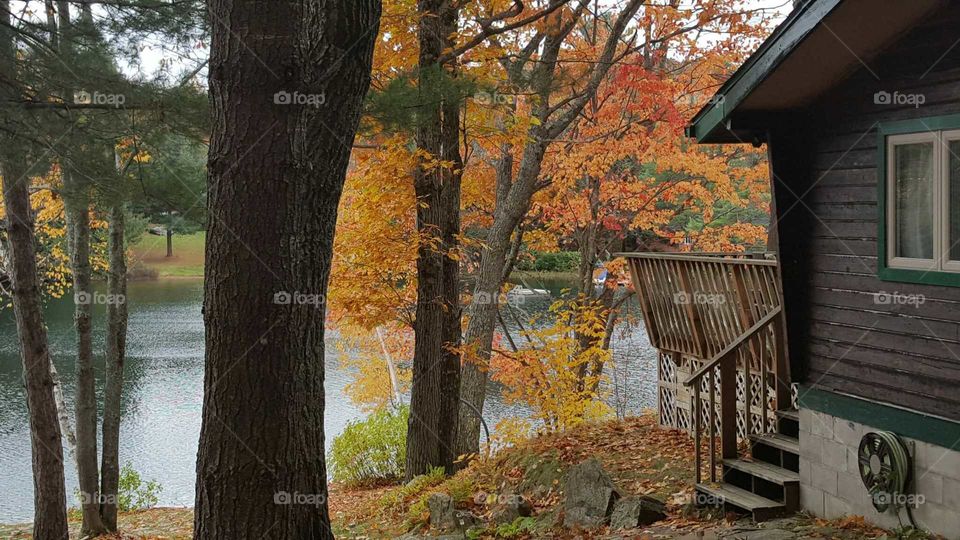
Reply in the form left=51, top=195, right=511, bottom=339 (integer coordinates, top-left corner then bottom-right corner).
left=776, top=4, right=960, bottom=421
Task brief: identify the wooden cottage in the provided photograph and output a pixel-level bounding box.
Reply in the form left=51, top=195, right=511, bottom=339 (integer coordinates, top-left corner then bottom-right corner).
left=624, top=0, right=960, bottom=535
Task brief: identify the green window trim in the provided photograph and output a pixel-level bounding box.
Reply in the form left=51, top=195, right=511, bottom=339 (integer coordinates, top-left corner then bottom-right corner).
left=798, top=385, right=960, bottom=449
left=877, top=113, right=960, bottom=287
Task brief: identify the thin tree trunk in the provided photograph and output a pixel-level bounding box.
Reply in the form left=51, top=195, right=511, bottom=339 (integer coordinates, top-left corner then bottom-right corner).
left=49, top=361, right=77, bottom=462
left=194, top=1, right=380, bottom=538
left=376, top=326, right=402, bottom=406
left=57, top=1, right=106, bottom=530
left=100, top=201, right=127, bottom=530
left=0, top=3, right=68, bottom=537
left=455, top=147, right=515, bottom=459
left=165, top=226, right=173, bottom=257
left=406, top=0, right=462, bottom=480
left=454, top=140, right=548, bottom=458
left=1, top=161, right=70, bottom=539
left=62, top=167, right=107, bottom=536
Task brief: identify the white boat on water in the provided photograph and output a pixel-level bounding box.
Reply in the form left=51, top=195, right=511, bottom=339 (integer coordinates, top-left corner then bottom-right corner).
left=508, top=285, right=550, bottom=296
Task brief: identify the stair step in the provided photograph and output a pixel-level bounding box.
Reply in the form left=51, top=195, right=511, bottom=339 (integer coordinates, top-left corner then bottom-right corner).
left=776, top=409, right=799, bottom=422
left=750, top=433, right=799, bottom=455
left=724, top=458, right=799, bottom=485
left=695, top=482, right=784, bottom=512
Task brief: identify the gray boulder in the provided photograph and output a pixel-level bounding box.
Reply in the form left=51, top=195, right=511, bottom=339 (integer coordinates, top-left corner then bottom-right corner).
left=491, top=491, right=533, bottom=524
left=562, top=458, right=621, bottom=528
left=427, top=493, right=457, bottom=531
left=609, top=495, right=668, bottom=529
left=453, top=509, right=481, bottom=530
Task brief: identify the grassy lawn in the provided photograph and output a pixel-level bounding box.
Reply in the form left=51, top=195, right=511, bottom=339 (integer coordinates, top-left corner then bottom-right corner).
left=128, top=231, right=205, bottom=278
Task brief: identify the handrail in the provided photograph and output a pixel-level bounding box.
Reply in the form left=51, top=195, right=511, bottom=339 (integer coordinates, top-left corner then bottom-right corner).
left=683, top=306, right=783, bottom=387
left=618, top=251, right=777, bottom=266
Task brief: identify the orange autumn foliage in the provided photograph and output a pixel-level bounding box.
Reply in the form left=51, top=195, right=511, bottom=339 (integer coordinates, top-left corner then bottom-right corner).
left=329, top=0, right=781, bottom=412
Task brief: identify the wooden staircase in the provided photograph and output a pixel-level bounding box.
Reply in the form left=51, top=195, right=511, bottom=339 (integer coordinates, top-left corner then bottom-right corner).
left=621, top=253, right=795, bottom=522
left=695, top=409, right=800, bottom=521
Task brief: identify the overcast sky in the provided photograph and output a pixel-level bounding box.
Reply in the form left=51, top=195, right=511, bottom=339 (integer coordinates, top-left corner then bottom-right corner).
left=13, top=0, right=793, bottom=84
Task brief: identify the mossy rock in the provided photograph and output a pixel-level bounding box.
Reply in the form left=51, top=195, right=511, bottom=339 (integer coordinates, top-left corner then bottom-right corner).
left=515, top=451, right=565, bottom=496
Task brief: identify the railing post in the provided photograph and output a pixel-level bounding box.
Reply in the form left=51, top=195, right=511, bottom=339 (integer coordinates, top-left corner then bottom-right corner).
left=731, top=265, right=757, bottom=440
left=720, top=353, right=738, bottom=460
left=693, top=384, right=702, bottom=484
left=709, top=369, right=716, bottom=482
left=772, top=310, right=791, bottom=411
left=742, top=349, right=752, bottom=439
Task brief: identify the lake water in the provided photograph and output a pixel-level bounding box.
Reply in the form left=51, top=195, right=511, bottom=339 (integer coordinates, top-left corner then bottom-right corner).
left=0, top=277, right=656, bottom=522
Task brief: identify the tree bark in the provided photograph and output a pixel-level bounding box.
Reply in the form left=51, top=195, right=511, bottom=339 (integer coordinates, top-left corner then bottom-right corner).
left=454, top=138, right=548, bottom=458
left=194, top=1, right=380, bottom=538
left=1, top=163, right=71, bottom=539
left=62, top=167, right=107, bottom=536
left=49, top=360, right=77, bottom=462
left=406, top=0, right=462, bottom=480
left=455, top=146, right=518, bottom=458
left=166, top=226, right=173, bottom=257
left=100, top=201, right=127, bottom=530
left=0, top=3, right=69, bottom=537
left=56, top=2, right=107, bottom=531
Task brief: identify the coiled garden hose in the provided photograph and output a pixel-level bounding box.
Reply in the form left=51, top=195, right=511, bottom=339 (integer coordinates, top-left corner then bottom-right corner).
left=857, top=431, right=917, bottom=528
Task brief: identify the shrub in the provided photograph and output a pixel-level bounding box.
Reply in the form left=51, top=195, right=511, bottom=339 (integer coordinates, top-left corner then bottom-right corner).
left=330, top=405, right=409, bottom=486
left=71, top=463, right=162, bottom=515
left=117, top=462, right=163, bottom=511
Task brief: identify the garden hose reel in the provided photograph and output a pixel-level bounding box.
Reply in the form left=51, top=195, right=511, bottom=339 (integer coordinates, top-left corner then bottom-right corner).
left=857, top=431, right=912, bottom=513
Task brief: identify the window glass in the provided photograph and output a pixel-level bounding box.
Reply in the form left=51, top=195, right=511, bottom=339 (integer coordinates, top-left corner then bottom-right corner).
left=894, top=142, right=934, bottom=259
left=949, top=140, right=960, bottom=261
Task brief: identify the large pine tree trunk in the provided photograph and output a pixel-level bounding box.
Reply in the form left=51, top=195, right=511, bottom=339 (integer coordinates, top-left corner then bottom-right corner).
left=0, top=3, right=69, bottom=537
left=406, top=0, right=462, bottom=480
left=194, top=1, right=380, bottom=537
left=100, top=202, right=127, bottom=530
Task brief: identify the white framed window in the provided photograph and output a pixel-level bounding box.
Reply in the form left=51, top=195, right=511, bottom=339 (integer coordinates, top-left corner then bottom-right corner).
left=886, top=131, right=960, bottom=273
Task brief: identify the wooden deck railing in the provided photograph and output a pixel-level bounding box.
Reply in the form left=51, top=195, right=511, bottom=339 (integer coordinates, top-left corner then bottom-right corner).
left=622, top=252, right=789, bottom=483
